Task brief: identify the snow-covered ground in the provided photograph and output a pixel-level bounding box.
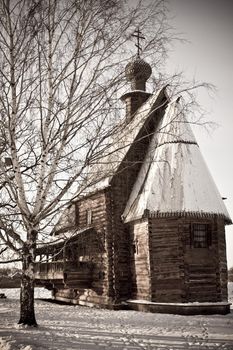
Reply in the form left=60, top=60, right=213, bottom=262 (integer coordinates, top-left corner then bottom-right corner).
left=0, top=285, right=233, bottom=350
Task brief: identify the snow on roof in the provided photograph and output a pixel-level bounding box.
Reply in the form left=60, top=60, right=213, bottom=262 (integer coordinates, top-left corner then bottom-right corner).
left=80, top=87, right=168, bottom=197
left=123, top=99, right=232, bottom=224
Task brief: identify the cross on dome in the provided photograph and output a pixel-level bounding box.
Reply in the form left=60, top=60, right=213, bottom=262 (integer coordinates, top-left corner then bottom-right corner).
left=124, top=29, right=151, bottom=91
left=132, top=28, right=145, bottom=57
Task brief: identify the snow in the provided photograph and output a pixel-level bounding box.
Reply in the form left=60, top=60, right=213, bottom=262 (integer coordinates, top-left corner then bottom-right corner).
left=127, top=299, right=230, bottom=307
left=123, top=100, right=231, bottom=223
left=0, top=286, right=233, bottom=349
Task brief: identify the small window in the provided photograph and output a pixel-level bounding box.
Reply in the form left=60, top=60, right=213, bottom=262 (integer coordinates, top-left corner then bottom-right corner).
left=86, top=209, right=92, bottom=225
left=132, top=239, right=138, bottom=255
left=75, top=204, right=79, bottom=226
left=191, top=223, right=211, bottom=248
left=5, top=157, right=12, bottom=166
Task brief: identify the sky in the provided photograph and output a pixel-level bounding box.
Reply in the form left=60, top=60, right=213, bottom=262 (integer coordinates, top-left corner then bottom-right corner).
left=167, top=0, right=233, bottom=267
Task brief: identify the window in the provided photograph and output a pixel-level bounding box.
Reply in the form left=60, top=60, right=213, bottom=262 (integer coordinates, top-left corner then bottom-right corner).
left=75, top=204, right=79, bottom=226
left=5, top=157, right=12, bottom=166
left=86, top=209, right=92, bottom=225
left=191, top=223, right=211, bottom=248
left=132, top=239, right=139, bottom=255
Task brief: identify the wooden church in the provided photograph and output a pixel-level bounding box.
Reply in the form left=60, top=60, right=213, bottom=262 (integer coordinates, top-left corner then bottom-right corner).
left=35, top=54, right=232, bottom=315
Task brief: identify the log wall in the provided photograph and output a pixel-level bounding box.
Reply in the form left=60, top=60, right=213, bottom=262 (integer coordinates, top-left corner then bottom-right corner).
left=215, top=217, right=228, bottom=301
left=182, top=216, right=227, bottom=303
left=145, top=216, right=228, bottom=303
left=109, top=136, right=152, bottom=301
left=129, top=219, right=151, bottom=300
left=148, top=217, right=184, bottom=302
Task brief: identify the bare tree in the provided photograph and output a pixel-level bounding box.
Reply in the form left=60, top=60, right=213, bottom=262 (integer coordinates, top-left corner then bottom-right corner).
left=0, top=0, right=182, bottom=326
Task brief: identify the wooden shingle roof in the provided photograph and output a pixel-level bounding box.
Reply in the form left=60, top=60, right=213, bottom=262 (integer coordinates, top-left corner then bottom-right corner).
left=123, top=99, right=232, bottom=224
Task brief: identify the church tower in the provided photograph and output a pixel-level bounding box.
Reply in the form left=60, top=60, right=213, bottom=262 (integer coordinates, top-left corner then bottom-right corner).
left=121, top=29, right=152, bottom=122
left=120, top=57, right=152, bottom=122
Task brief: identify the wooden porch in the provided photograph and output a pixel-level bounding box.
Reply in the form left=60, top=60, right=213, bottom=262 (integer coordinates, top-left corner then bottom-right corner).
left=34, top=227, right=96, bottom=290
left=34, top=260, right=93, bottom=289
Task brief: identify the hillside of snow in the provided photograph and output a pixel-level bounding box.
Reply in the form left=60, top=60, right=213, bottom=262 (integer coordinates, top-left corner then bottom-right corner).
left=0, top=285, right=233, bottom=350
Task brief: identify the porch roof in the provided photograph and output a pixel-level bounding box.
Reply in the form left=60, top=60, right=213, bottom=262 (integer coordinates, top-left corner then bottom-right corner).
left=36, top=227, right=94, bottom=254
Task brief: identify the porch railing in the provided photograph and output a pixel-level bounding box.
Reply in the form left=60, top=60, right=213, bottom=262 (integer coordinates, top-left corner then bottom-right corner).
left=34, top=260, right=70, bottom=280
left=34, top=260, right=92, bottom=283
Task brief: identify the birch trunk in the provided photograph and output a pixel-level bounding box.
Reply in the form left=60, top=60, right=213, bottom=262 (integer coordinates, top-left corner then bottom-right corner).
left=18, top=242, right=37, bottom=326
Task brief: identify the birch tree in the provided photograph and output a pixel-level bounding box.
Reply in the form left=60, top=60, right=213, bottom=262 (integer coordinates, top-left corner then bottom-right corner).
left=0, top=0, right=180, bottom=326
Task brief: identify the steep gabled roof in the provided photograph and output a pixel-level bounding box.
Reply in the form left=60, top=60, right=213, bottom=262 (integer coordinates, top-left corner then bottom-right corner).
left=80, top=86, right=168, bottom=196
left=123, top=99, right=232, bottom=224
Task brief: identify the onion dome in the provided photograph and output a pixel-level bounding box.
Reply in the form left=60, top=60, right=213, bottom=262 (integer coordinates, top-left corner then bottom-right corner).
left=125, top=58, right=152, bottom=91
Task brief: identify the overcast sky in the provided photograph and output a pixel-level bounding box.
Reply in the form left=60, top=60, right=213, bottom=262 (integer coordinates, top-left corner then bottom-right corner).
left=167, top=0, right=233, bottom=267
